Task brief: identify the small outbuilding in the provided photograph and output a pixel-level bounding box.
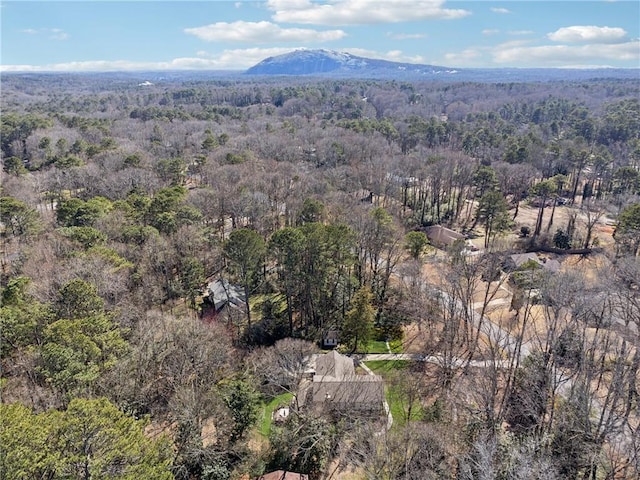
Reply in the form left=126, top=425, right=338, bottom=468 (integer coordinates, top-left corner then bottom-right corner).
left=322, top=330, right=339, bottom=349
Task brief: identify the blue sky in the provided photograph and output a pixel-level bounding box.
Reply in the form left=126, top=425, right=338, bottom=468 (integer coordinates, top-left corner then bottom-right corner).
left=1, top=1, right=639, bottom=71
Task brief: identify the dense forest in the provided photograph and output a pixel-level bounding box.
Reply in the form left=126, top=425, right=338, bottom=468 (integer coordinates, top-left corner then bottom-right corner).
left=1, top=72, right=639, bottom=480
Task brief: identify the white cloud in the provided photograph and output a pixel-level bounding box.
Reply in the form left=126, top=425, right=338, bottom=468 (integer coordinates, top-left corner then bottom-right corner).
left=497, top=39, right=532, bottom=49
left=338, top=47, right=428, bottom=64
left=482, top=29, right=499, bottom=36
left=0, top=48, right=304, bottom=72
left=386, top=32, right=427, bottom=40
left=20, top=27, right=68, bottom=40
left=490, top=7, right=510, bottom=14
left=184, top=20, right=345, bottom=43
left=507, top=30, right=534, bottom=36
left=444, top=48, right=483, bottom=65
left=214, top=47, right=301, bottom=67
left=547, top=26, right=627, bottom=44
left=1, top=59, right=213, bottom=73
left=50, top=31, right=69, bottom=41
left=493, top=40, right=640, bottom=66
left=266, top=0, right=470, bottom=25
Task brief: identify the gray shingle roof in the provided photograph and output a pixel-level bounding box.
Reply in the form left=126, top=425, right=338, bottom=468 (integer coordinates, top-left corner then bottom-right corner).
left=424, top=225, right=465, bottom=246
left=206, top=278, right=245, bottom=311
left=310, top=351, right=384, bottom=409
left=315, top=350, right=354, bottom=377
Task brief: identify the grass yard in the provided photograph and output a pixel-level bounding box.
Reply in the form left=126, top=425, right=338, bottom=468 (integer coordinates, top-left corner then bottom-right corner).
left=367, top=340, right=390, bottom=354
left=258, top=392, right=294, bottom=437
left=364, top=359, right=411, bottom=373
left=386, top=384, right=424, bottom=427
left=365, top=339, right=404, bottom=354
left=388, top=338, right=403, bottom=353
left=364, top=360, right=423, bottom=427
left=249, top=293, right=287, bottom=323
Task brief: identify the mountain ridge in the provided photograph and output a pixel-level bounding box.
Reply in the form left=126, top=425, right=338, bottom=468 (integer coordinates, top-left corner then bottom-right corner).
left=245, top=48, right=639, bottom=82
left=245, top=48, right=455, bottom=76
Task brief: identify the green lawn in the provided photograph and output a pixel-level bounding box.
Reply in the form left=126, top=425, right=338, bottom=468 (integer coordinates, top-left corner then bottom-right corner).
left=367, top=340, right=390, bottom=354
left=364, top=360, right=422, bottom=427
left=258, top=392, right=294, bottom=437
left=364, top=360, right=411, bottom=373
left=385, top=384, right=424, bottom=427
left=336, top=337, right=404, bottom=355
left=364, top=339, right=403, bottom=354
left=249, top=293, right=287, bottom=323
left=388, top=338, right=403, bottom=353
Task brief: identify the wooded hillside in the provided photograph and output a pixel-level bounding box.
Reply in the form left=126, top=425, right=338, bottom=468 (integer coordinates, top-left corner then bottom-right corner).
left=1, top=73, right=639, bottom=479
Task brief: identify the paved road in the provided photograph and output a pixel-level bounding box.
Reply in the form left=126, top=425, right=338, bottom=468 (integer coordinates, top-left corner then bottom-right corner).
left=397, top=269, right=532, bottom=363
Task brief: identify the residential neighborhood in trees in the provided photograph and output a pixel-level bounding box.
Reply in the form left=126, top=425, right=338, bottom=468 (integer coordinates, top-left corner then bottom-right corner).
left=1, top=70, right=639, bottom=480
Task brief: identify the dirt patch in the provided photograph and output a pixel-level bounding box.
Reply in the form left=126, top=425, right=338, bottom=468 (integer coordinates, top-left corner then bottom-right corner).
left=402, top=322, right=430, bottom=354
left=511, top=203, right=616, bottom=248
left=323, top=460, right=365, bottom=480
left=201, top=417, right=217, bottom=448
left=472, top=281, right=511, bottom=303
left=144, top=420, right=177, bottom=442
left=485, top=306, right=515, bottom=328
left=247, top=432, right=268, bottom=455
left=560, top=252, right=612, bottom=285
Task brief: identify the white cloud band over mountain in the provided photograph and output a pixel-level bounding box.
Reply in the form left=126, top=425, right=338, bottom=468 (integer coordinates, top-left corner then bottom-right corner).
left=547, top=25, right=628, bottom=44
left=266, top=0, right=470, bottom=25
left=185, top=21, right=346, bottom=44
left=494, top=40, right=640, bottom=65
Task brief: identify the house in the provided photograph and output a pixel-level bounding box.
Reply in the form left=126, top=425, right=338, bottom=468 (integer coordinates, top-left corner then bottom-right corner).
left=424, top=225, right=466, bottom=248
left=315, top=350, right=354, bottom=377
left=203, top=278, right=246, bottom=313
left=505, top=253, right=561, bottom=273
left=307, top=351, right=384, bottom=414
left=508, top=252, right=538, bottom=269
left=256, top=471, right=308, bottom=480
left=322, top=330, right=339, bottom=349
left=351, top=189, right=374, bottom=204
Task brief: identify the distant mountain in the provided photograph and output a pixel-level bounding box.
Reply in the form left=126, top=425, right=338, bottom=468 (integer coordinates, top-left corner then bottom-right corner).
left=245, top=49, right=454, bottom=77
left=245, top=49, right=639, bottom=82
left=246, top=49, right=452, bottom=76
